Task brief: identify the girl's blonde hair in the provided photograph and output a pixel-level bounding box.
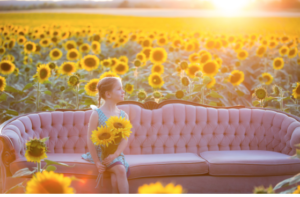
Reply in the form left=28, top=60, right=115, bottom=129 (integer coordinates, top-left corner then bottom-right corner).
left=96, top=77, right=122, bottom=108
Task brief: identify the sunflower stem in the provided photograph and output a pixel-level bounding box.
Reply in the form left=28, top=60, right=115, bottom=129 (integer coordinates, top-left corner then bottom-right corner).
left=76, top=84, right=79, bottom=110
left=36, top=82, right=40, bottom=112
left=201, top=87, right=205, bottom=104
left=37, top=161, right=41, bottom=173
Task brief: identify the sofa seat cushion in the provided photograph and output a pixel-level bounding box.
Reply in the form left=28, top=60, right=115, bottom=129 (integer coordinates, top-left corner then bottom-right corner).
left=125, top=153, right=208, bottom=179
left=200, top=150, right=300, bottom=176
left=10, top=152, right=208, bottom=179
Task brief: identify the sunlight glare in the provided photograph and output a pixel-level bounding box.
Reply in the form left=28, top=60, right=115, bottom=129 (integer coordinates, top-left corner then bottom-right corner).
left=211, top=0, right=251, bottom=14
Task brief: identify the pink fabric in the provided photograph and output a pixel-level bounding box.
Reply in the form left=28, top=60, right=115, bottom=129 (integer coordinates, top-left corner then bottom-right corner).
left=2, top=104, right=300, bottom=160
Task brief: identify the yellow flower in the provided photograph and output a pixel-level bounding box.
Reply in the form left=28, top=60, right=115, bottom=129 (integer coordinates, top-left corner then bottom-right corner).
left=157, top=36, right=168, bottom=46
left=279, top=46, right=289, bottom=56
left=119, top=55, right=128, bottom=63
left=0, top=60, right=15, bottom=75
left=288, top=47, right=298, bottom=58
left=59, top=62, right=77, bottom=76
left=229, top=70, right=244, bottom=86
left=136, top=52, right=147, bottom=62
left=268, top=40, right=278, bottom=49
left=292, top=185, right=300, bottom=194
left=81, top=55, right=99, bottom=71
left=206, top=76, right=216, bottom=89
left=36, top=64, right=51, bottom=83
left=189, top=53, right=200, bottom=64
left=64, top=40, right=77, bottom=51
left=0, top=76, right=6, bottom=91
left=199, top=52, right=212, bottom=65
left=17, top=36, right=26, bottom=45
left=148, top=73, right=164, bottom=89
left=91, top=41, right=101, bottom=54
left=149, top=47, right=167, bottom=64
left=49, top=48, right=63, bottom=61
left=66, top=48, right=80, bottom=61
left=272, top=57, right=284, bottom=70
left=254, top=87, right=267, bottom=100
left=99, top=71, right=120, bottom=80
left=79, top=43, right=91, bottom=53
left=105, top=116, right=132, bottom=139
left=138, top=182, right=183, bottom=194
left=24, top=41, right=36, bottom=54
left=142, top=47, right=152, bottom=60
left=151, top=64, right=164, bottom=74
left=24, top=137, right=48, bottom=163
left=85, top=78, right=99, bottom=96
left=0, top=47, right=5, bottom=55
left=125, top=83, right=134, bottom=94
left=40, top=38, right=51, bottom=48
left=261, top=72, right=273, bottom=85
left=185, top=63, right=201, bottom=79
left=292, top=82, right=300, bottom=99
left=90, top=125, right=117, bottom=147
left=26, top=170, right=75, bottom=194
left=237, top=49, right=248, bottom=60
left=205, top=38, right=215, bottom=49
left=201, top=60, right=219, bottom=77
left=112, top=61, right=129, bottom=75
left=256, top=45, right=266, bottom=57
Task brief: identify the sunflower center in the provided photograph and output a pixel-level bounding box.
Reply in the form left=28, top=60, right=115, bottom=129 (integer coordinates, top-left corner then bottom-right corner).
left=159, top=38, right=166, bottom=44
left=116, top=64, right=125, bottom=72
left=296, top=86, right=300, bottom=94
left=51, top=37, right=58, bottom=43
left=143, top=49, right=151, bottom=59
left=289, top=49, right=295, bottom=56
left=38, top=179, right=65, bottom=193
left=63, top=64, right=73, bottom=72
left=84, top=58, right=96, bottom=68
left=40, top=68, right=48, bottom=79
left=143, top=40, right=150, bottom=47
left=26, top=44, right=33, bottom=51
left=230, top=73, right=242, bottom=83
left=28, top=146, right=44, bottom=157
left=92, top=44, right=98, bottom=50
left=42, top=40, right=48, bottom=45
left=174, top=40, right=181, bottom=46
left=82, top=46, right=88, bottom=51
left=281, top=48, right=287, bottom=54
left=274, top=59, right=282, bottom=67
left=1, top=62, right=11, bottom=71
left=239, top=52, right=246, bottom=58
left=67, top=44, right=74, bottom=50
left=200, top=55, right=209, bottom=64
left=114, top=122, right=124, bottom=129
left=0, top=48, right=4, bottom=53
left=0, top=79, right=3, bottom=87
left=126, top=85, right=132, bottom=92
left=206, top=41, right=214, bottom=48
left=153, top=51, right=163, bottom=61
left=94, top=35, right=100, bottom=41
left=103, top=61, right=110, bottom=66
left=257, top=47, right=265, bottom=55
left=203, top=62, right=216, bottom=74
left=152, top=75, right=162, bottom=85
left=69, top=52, right=77, bottom=58
left=154, top=66, right=161, bottom=72
left=189, top=66, right=199, bottom=75
left=98, top=132, right=111, bottom=140
left=53, top=51, right=60, bottom=57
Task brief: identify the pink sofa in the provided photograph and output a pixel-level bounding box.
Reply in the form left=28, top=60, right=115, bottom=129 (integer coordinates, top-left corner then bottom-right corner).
left=1, top=100, right=300, bottom=193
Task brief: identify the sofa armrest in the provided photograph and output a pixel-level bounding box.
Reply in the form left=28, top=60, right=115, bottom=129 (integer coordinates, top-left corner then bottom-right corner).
left=291, top=127, right=300, bottom=151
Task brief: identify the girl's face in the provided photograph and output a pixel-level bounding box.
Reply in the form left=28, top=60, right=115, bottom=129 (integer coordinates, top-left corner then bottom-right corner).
left=105, top=80, right=125, bottom=103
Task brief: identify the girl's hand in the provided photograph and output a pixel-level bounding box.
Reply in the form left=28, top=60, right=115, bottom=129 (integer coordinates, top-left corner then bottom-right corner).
left=102, top=154, right=116, bottom=166
left=96, top=161, right=106, bottom=173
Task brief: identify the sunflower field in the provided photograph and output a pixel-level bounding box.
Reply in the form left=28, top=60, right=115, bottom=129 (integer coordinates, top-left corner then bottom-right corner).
left=0, top=13, right=300, bottom=124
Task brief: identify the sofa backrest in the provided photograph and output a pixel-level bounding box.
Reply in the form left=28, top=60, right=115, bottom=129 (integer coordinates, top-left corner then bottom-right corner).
left=2, top=103, right=300, bottom=159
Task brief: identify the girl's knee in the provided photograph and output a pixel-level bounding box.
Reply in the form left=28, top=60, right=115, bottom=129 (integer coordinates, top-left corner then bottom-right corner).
left=114, top=165, right=126, bottom=176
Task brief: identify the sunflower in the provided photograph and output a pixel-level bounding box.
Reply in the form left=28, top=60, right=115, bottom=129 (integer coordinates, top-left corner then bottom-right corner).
left=0, top=76, right=6, bottom=91
left=36, top=64, right=51, bottom=83
left=101, top=59, right=112, bottom=68
left=261, top=72, right=273, bottom=85
left=256, top=45, right=267, bottom=57
left=79, top=43, right=91, bottom=53
left=133, top=59, right=145, bottom=67
left=142, top=47, right=152, bottom=60
left=49, top=48, right=63, bottom=61
left=142, top=39, right=152, bottom=48
left=66, top=49, right=80, bottom=61
left=105, top=116, right=132, bottom=139
left=181, top=76, right=190, bottom=86
left=292, top=82, right=300, bottom=99
left=0, top=60, right=15, bottom=75
left=288, top=47, right=298, bottom=58
left=91, top=125, right=117, bottom=147
left=25, top=170, right=75, bottom=194
left=17, top=36, right=26, bottom=45
left=112, top=61, right=129, bottom=75
left=189, top=53, right=200, bottom=64
left=268, top=40, right=278, bottom=49
left=228, top=70, right=244, bottom=86
left=138, top=182, right=183, bottom=194
left=125, top=83, right=134, bottom=94
left=99, top=71, right=120, bottom=80
left=119, top=55, right=128, bottom=63
left=137, top=90, right=147, bottom=100
left=172, top=37, right=183, bottom=48
left=136, top=52, right=147, bottom=62
left=81, top=55, right=99, bottom=71
left=151, top=64, right=164, bottom=74
left=237, top=49, right=248, bottom=60
left=206, top=76, right=216, bottom=89
left=179, top=61, right=189, bottom=70
left=215, top=57, right=222, bottom=68
left=0, top=47, right=5, bottom=55
left=199, top=52, right=212, bottom=65
left=205, top=38, right=215, bottom=49
left=157, top=36, right=168, bottom=46
left=149, top=47, right=167, bottom=64
left=153, top=90, right=162, bottom=99
left=279, top=46, right=289, bottom=56
left=64, top=40, right=77, bottom=51
left=185, top=63, right=201, bottom=79
left=39, top=38, right=51, bottom=48
left=175, top=90, right=184, bottom=99
left=59, top=62, right=77, bottom=76
left=85, top=78, right=99, bottom=96
left=272, top=57, right=284, bottom=70
left=91, top=41, right=101, bottom=54
left=201, top=60, right=219, bottom=77
left=24, top=137, right=48, bottom=163
left=293, top=185, right=300, bottom=194
left=148, top=73, right=164, bottom=89
left=24, top=41, right=36, bottom=54
left=68, top=75, right=80, bottom=87
left=254, top=87, right=267, bottom=100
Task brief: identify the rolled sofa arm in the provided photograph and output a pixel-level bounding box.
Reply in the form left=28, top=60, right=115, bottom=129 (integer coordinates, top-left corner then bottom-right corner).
left=290, top=127, right=300, bottom=152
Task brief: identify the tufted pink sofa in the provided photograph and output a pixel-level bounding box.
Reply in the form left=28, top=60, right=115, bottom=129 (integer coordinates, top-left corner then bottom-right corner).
left=1, top=100, right=300, bottom=193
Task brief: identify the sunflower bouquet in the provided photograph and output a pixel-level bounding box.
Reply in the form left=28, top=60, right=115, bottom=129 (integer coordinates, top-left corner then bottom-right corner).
left=90, top=115, right=132, bottom=161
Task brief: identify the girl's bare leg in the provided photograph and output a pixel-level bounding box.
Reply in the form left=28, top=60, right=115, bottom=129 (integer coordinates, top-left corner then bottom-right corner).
left=110, top=172, right=119, bottom=193
left=108, top=165, right=129, bottom=193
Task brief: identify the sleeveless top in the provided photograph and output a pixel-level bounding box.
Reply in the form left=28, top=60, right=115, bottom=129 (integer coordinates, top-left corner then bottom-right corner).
left=81, top=108, right=130, bottom=187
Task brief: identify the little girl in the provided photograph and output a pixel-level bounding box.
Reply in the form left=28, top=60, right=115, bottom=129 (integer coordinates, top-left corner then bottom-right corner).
left=81, top=76, right=130, bottom=193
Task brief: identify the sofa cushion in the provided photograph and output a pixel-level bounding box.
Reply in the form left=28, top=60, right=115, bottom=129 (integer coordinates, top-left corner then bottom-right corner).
left=10, top=152, right=208, bottom=179
left=200, top=150, right=300, bottom=176
left=125, top=152, right=208, bottom=179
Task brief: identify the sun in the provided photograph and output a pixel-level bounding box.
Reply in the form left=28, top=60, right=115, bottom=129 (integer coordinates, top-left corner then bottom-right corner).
left=211, top=0, right=251, bottom=13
